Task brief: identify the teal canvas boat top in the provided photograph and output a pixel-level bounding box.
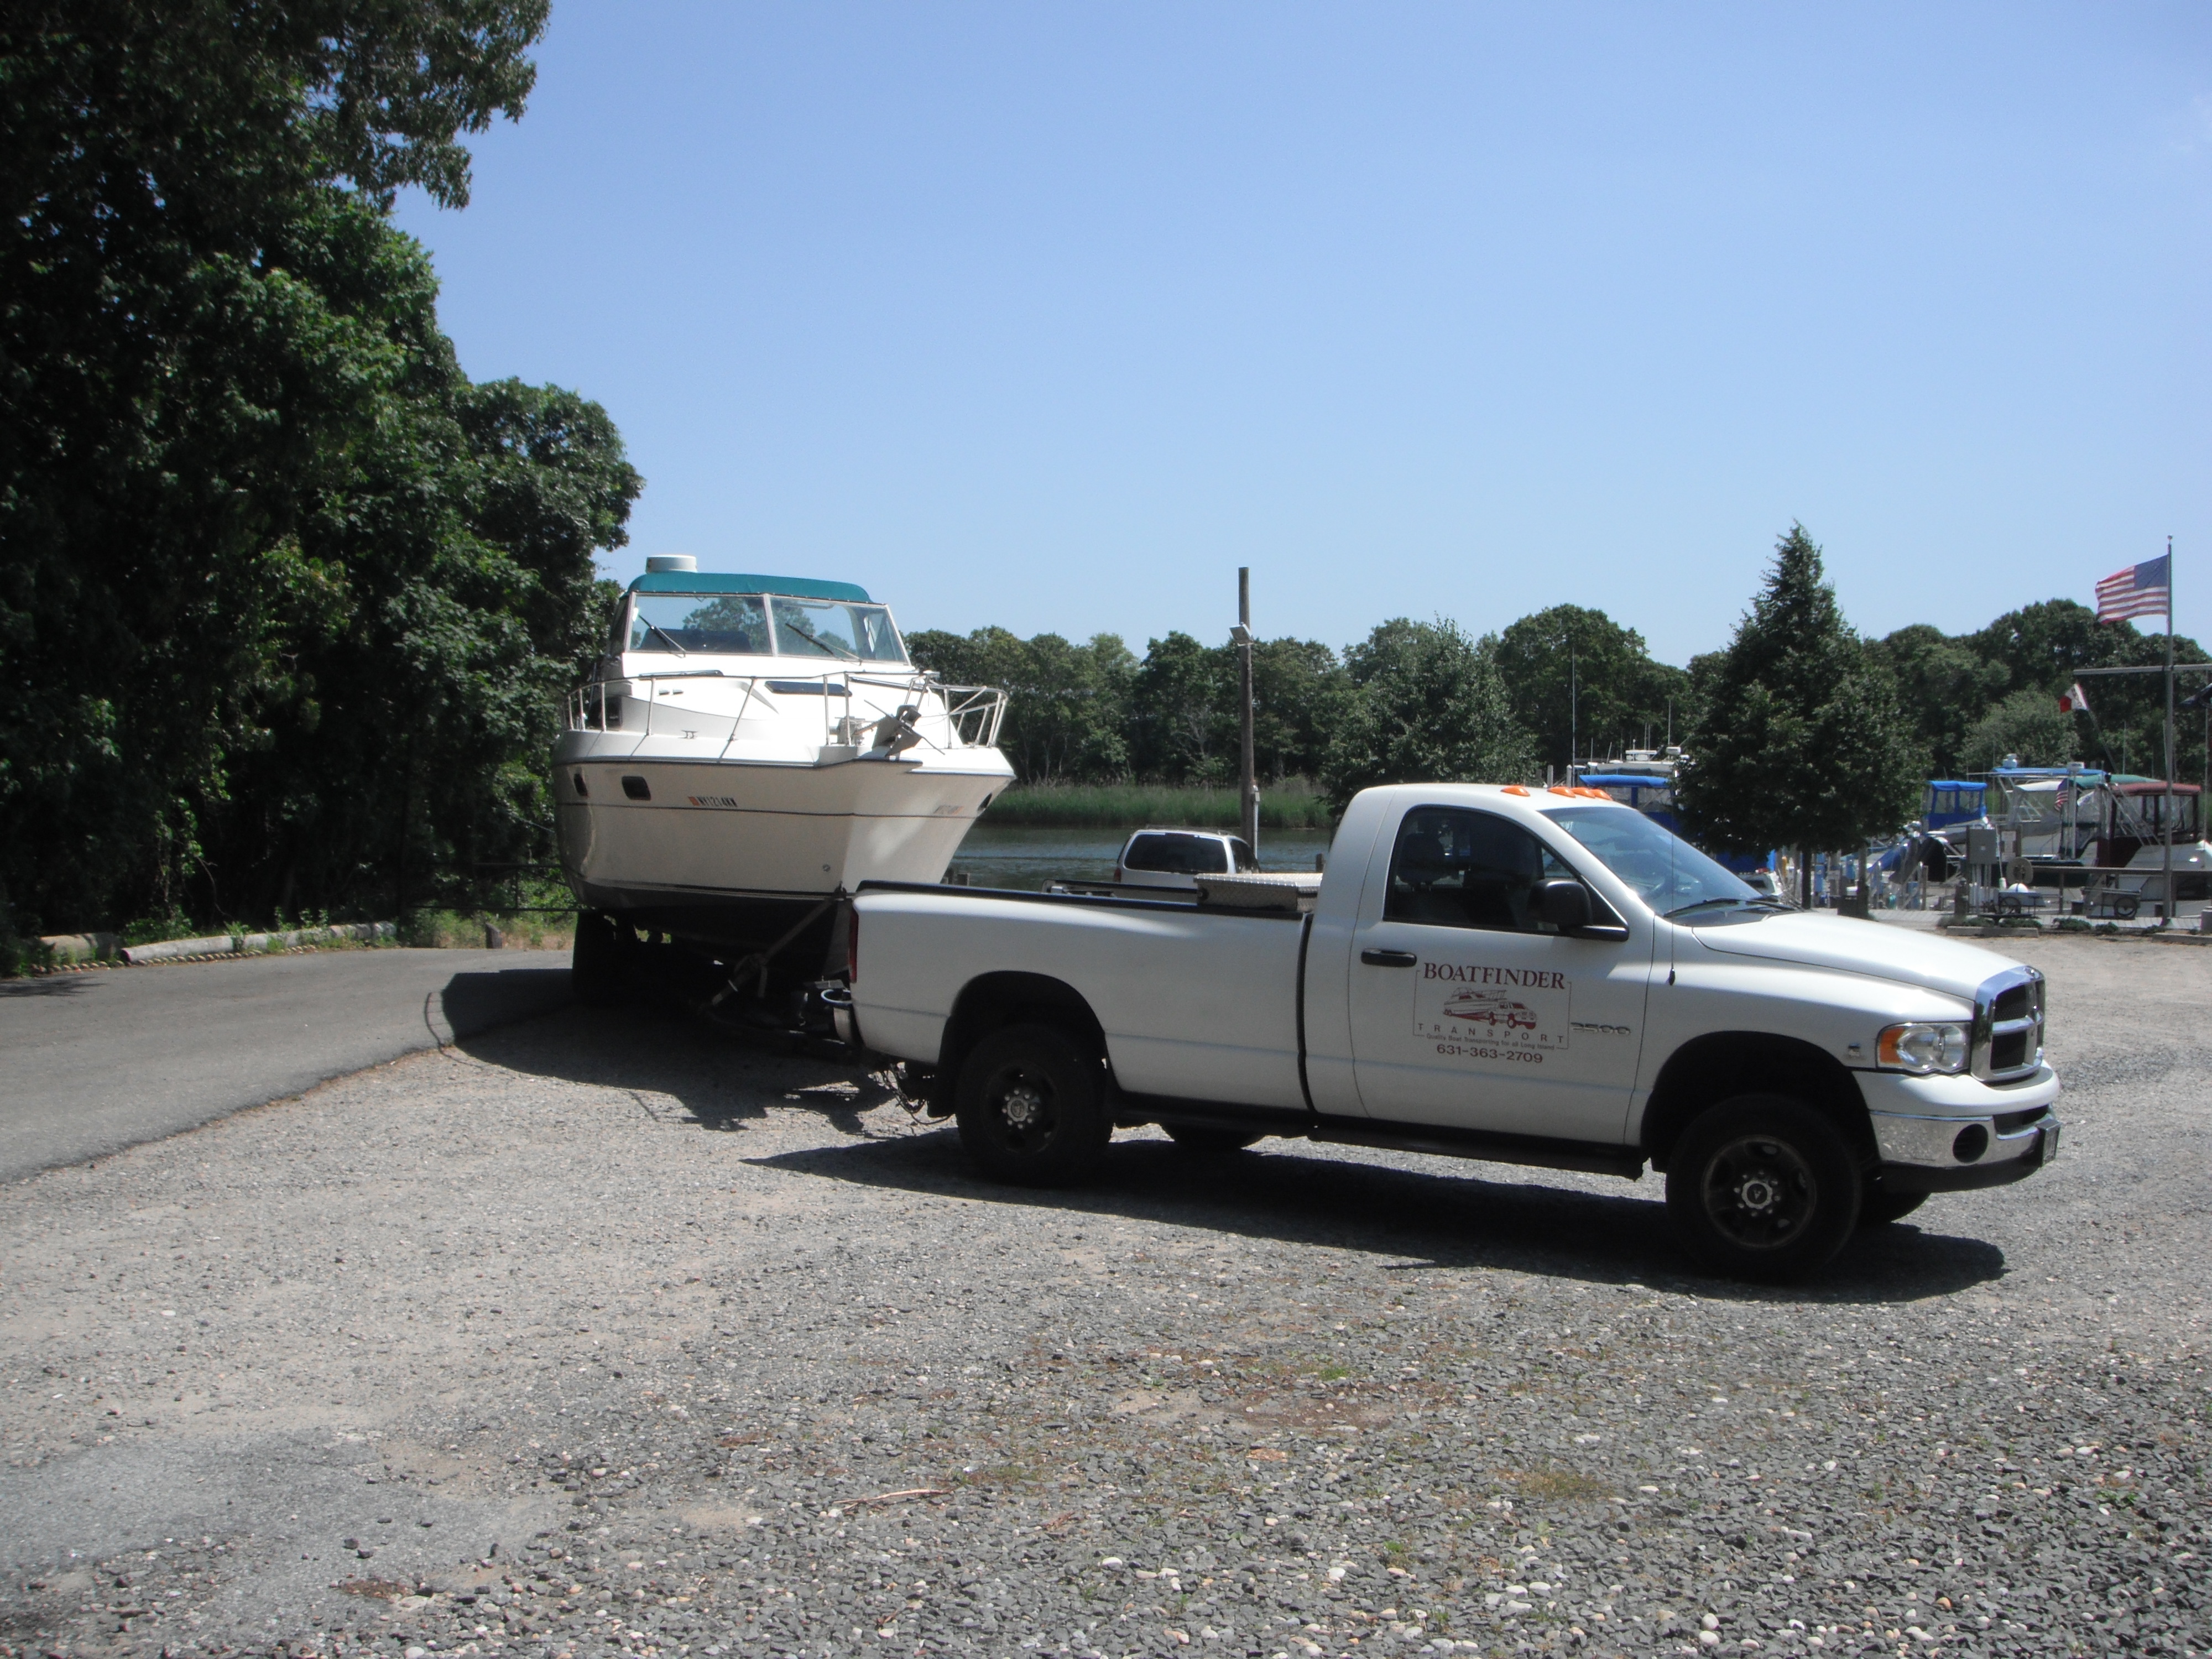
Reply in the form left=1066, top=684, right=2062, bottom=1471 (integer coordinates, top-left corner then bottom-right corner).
left=628, top=571, right=873, bottom=603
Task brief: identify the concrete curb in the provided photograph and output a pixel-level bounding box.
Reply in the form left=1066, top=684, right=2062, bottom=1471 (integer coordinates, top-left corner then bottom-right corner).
left=112, top=922, right=398, bottom=966
left=38, top=932, right=121, bottom=965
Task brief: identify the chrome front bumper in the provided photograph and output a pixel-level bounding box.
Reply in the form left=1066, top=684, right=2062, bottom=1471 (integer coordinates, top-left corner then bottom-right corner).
left=1860, top=1065, right=2061, bottom=1192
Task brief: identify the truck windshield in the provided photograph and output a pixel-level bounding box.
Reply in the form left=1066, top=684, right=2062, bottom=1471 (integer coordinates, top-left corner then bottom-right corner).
left=1541, top=804, right=1761, bottom=916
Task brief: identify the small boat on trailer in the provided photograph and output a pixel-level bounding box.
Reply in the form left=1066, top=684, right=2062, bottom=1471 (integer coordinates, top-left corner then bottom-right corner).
left=554, top=560, right=1011, bottom=1017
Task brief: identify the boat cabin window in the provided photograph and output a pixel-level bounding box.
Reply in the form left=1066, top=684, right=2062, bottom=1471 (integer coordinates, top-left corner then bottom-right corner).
left=630, top=593, right=771, bottom=655
left=769, top=597, right=907, bottom=662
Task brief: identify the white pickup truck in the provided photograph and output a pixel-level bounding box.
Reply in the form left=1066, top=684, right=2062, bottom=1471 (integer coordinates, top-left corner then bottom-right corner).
left=842, top=784, right=2060, bottom=1280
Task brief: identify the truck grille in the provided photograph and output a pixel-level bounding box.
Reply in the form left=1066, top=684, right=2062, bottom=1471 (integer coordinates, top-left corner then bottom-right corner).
left=1973, top=966, right=2046, bottom=1082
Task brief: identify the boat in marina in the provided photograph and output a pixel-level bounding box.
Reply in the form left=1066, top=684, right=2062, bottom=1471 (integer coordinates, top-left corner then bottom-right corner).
left=554, top=559, right=1011, bottom=989
left=1916, top=768, right=2210, bottom=909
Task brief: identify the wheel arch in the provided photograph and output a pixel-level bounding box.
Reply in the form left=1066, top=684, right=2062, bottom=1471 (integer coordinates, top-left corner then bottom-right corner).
left=937, top=972, right=1108, bottom=1095
left=1640, top=1032, right=1874, bottom=1172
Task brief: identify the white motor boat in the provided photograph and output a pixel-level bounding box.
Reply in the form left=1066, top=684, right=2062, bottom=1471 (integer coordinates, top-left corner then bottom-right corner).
left=554, top=560, right=1011, bottom=983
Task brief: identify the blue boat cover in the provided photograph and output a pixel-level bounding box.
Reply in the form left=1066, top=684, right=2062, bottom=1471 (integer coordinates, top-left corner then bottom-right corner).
left=629, top=571, right=873, bottom=602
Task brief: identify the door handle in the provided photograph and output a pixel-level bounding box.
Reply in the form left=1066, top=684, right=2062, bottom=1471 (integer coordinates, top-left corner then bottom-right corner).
left=1360, top=948, right=1418, bottom=968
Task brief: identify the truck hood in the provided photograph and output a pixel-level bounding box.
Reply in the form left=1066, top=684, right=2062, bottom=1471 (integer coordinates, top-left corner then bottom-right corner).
left=1690, top=912, right=2011, bottom=1002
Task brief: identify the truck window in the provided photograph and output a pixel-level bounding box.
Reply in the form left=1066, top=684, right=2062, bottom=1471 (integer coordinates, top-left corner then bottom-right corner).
left=1123, top=833, right=1230, bottom=874
left=1383, top=808, right=1574, bottom=932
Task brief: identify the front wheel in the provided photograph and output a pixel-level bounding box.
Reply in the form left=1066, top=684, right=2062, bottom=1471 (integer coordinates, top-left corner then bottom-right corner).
left=954, top=1024, right=1112, bottom=1187
left=1665, top=1095, right=1861, bottom=1281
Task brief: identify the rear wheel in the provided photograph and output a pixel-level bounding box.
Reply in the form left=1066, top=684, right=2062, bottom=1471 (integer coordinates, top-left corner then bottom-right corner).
left=1665, top=1094, right=1861, bottom=1281
left=954, top=1024, right=1112, bottom=1187
left=1165, top=1124, right=1264, bottom=1155
left=571, top=911, right=629, bottom=1008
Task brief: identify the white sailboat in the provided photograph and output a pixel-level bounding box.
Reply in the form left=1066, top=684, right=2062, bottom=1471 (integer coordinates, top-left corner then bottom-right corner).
left=554, top=559, right=1011, bottom=984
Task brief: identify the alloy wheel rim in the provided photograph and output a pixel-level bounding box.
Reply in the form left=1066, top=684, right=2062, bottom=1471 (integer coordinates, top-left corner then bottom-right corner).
left=1701, top=1134, right=1817, bottom=1250
left=989, top=1065, right=1057, bottom=1152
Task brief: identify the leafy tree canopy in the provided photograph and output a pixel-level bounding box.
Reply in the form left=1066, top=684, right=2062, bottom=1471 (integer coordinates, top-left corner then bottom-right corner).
left=1, top=0, right=639, bottom=948
left=1494, top=604, right=1692, bottom=774
left=1322, top=618, right=1533, bottom=809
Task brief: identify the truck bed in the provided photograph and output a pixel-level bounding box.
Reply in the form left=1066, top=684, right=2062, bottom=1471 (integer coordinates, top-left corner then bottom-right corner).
left=850, top=880, right=1310, bottom=1110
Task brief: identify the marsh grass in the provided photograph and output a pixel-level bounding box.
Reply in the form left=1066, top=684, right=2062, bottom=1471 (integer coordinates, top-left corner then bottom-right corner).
left=984, top=777, right=1334, bottom=829
left=399, top=910, right=577, bottom=951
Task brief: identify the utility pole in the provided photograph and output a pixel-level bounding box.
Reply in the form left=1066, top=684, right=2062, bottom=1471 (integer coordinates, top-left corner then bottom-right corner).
left=2164, top=536, right=2177, bottom=925
left=1235, top=568, right=1258, bottom=857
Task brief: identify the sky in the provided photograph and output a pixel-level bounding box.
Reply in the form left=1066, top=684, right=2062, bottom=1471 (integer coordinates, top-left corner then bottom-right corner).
left=395, top=2, right=2212, bottom=667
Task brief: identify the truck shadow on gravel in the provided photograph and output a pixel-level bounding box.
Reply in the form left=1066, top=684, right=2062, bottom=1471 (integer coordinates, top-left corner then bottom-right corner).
left=752, top=1131, right=2009, bottom=1306
left=459, top=1011, right=2006, bottom=1303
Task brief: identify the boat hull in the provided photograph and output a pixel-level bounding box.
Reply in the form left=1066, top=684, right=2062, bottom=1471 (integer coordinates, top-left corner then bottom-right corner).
left=552, top=735, right=1011, bottom=953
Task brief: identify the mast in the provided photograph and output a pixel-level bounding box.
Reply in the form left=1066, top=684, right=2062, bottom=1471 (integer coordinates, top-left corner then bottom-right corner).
left=1568, top=639, right=1578, bottom=783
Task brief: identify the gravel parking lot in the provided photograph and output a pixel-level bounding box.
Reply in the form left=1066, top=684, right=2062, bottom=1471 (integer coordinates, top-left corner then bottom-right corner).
left=2, top=933, right=2206, bottom=1659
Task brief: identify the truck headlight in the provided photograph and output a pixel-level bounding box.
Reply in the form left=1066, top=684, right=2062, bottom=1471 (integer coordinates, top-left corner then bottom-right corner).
left=1877, top=1021, right=1970, bottom=1075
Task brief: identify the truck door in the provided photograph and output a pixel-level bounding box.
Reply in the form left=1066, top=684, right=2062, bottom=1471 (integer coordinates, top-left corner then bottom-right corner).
left=1347, top=805, right=1654, bottom=1144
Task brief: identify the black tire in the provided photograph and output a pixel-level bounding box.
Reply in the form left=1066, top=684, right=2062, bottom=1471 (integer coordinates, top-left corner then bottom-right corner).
left=1165, top=1124, right=1264, bottom=1155
left=571, top=911, right=628, bottom=1008
left=954, top=1023, right=1112, bottom=1187
left=1665, top=1094, right=1861, bottom=1281
left=1856, top=1184, right=1928, bottom=1228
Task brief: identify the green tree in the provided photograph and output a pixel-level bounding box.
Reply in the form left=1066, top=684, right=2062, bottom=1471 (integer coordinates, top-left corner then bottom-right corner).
left=1322, top=619, right=1535, bottom=810
left=1250, top=637, right=1352, bottom=782
left=0, top=0, right=644, bottom=947
left=1494, top=604, right=1689, bottom=773
left=1675, top=526, right=1922, bottom=901
left=907, top=628, right=1136, bottom=783
left=1868, top=624, right=2010, bottom=779
left=1961, top=688, right=2078, bottom=773
left=1130, top=632, right=1237, bottom=784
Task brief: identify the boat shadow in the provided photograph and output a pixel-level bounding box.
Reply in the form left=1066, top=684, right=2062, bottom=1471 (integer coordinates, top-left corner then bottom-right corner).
left=748, top=1126, right=2010, bottom=1306
left=448, top=999, right=899, bottom=1135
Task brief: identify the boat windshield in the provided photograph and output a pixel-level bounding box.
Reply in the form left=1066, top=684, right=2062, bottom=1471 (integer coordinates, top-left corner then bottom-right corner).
left=770, top=597, right=906, bottom=662
left=1541, top=803, right=1764, bottom=917
left=628, top=593, right=907, bottom=662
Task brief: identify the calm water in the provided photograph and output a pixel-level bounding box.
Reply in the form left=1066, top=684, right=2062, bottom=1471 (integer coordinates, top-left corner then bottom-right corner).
left=945, top=822, right=1337, bottom=891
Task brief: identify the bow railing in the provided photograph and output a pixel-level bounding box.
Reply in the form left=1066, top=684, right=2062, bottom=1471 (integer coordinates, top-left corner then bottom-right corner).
left=565, top=670, right=1006, bottom=755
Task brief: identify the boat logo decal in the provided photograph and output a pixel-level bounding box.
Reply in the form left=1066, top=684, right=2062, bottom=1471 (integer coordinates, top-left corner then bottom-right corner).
left=1414, top=961, right=1571, bottom=1054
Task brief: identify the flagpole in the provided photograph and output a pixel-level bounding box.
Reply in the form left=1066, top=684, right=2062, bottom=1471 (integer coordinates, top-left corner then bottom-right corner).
left=2164, top=535, right=2177, bottom=926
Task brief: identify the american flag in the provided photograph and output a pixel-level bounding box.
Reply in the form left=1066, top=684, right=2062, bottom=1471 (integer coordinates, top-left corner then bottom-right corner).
left=2095, top=554, right=2171, bottom=624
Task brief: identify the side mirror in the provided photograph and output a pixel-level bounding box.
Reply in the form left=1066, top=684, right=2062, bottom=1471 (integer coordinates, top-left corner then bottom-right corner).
left=1535, top=878, right=1592, bottom=931
left=1535, top=879, right=1630, bottom=940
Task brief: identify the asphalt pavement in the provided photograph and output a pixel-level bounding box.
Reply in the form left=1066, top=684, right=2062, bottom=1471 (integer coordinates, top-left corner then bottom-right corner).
left=0, top=948, right=572, bottom=1183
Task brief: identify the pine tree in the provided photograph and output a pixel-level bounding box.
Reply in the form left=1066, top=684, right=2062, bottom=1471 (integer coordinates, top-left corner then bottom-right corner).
left=1676, top=526, right=1923, bottom=903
